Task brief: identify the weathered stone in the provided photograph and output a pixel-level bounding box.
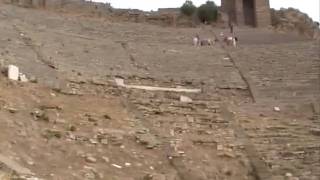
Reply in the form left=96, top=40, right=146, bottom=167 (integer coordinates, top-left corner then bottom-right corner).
left=6, top=107, right=18, bottom=113
left=111, top=164, right=122, bottom=169
left=102, top=156, right=109, bottom=163
left=124, top=162, right=131, bottom=167
left=39, top=104, right=62, bottom=110
left=68, top=125, right=77, bottom=132
left=136, top=133, right=160, bottom=149
left=271, top=8, right=320, bottom=39
left=310, top=128, right=320, bottom=136
left=218, top=151, right=236, bottom=158
left=143, top=173, right=166, bottom=180
left=103, top=114, right=111, bottom=120
left=85, top=156, right=97, bottom=163
left=31, top=109, right=49, bottom=122
left=90, top=78, right=108, bottom=86
left=274, top=107, right=281, bottom=112
left=100, top=139, right=108, bottom=145
left=89, top=139, right=98, bottom=144
left=88, top=117, right=99, bottom=122
left=54, top=118, right=66, bottom=124
left=108, top=134, right=123, bottom=145
left=7, top=65, right=19, bottom=81
left=19, top=73, right=28, bottom=82
left=217, top=144, right=224, bottom=151
left=42, top=129, right=62, bottom=139
left=180, top=95, right=193, bottom=103
left=186, top=116, right=194, bottom=123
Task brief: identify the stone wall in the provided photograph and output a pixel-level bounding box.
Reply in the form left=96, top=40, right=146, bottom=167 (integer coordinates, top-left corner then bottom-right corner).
left=255, top=0, right=271, bottom=27
left=221, top=0, right=271, bottom=27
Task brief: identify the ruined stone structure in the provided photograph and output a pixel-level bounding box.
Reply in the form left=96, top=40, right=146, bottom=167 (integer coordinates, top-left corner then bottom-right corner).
left=221, top=0, right=271, bottom=27
left=1, top=0, right=112, bottom=15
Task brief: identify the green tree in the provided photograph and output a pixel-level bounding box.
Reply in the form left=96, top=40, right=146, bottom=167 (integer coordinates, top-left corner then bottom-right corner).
left=180, top=0, right=197, bottom=17
left=197, top=1, right=218, bottom=23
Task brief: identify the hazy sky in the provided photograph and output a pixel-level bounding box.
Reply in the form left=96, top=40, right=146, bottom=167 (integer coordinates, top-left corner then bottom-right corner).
left=92, top=0, right=319, bottom=22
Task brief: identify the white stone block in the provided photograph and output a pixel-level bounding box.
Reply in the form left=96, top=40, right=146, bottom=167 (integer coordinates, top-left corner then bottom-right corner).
left=8, top=65, right=19, bottom=81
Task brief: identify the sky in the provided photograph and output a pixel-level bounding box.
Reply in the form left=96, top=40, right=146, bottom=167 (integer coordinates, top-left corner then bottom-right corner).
left=92, top=0, right=320, bottom=22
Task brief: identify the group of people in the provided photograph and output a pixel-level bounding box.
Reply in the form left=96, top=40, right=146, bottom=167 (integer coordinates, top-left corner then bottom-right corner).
left=193, top=21, right=238, bottom=48
left=192, top=33, right=238, bottom=48
left=193, top=34, right=214, bottom=47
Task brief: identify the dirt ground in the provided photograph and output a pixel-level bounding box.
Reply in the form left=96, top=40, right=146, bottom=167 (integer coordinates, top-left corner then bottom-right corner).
left=0, top=4, right=319, bottom=180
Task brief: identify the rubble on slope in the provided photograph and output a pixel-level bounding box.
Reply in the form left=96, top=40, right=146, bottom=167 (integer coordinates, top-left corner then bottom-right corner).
left=271, top=8, right=320, bottom=40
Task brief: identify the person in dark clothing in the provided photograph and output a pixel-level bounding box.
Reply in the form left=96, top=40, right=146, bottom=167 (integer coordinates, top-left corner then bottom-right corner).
left=228, top=21, right=234, bottom=34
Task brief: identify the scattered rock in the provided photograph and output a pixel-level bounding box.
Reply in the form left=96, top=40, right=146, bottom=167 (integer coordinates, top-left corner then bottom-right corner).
left=217, top=144, right=224, bottom=151
left=186, top=116, right=194, bottom=123
left=54, top=118, right=66, bottom=124
left=218, top=151, right=236, bottom=158
left=143, top=173, right=166, bottom=180
left=5, top=107, right=18, bottom=113
left=102, top=157, right=109, bottom=163
left=66, top=132, right=76, bottom=140
left=285, top=173, right=293, bottom=177
left=97, top=129, right=125, bottom=146
left=85, top=155, right=97, bottom=163
left=103, top=114, right=111, bottom=120
left=108, top=134, right=124, bottom=145
left=90, top=78, right=108, bottom=86
left=26, top=161, right=35, bottom=166
left=68, top=76, right=87, bottom=84
left=39, top=104, right=62, bottom=110
left=19, top=73, right=28, bottom=82
left=17, top=175, right=42, bottom=180
left=180, top=95, right=193, bottom=103
left=88, top=116, right=99, bottom=123
left=68, top=125, right=77, bottom=132
left=100, top=139, right=108, bottom=145
left=124, top=162, right=131, bottom=167
left=111, top=164, right=122, bottom=169
left=274, top=107, right=281, bottom=112
left=89, top=139, right=98, bottom=145
left=42, top=129, right=62, bottom=139
left=135, top=133, right=160, bottom=149
left=284, top=172, right=300, bottom=180
left=31, top=109, right=49, bottom=122
left=271, top=8, right=320, bottom=39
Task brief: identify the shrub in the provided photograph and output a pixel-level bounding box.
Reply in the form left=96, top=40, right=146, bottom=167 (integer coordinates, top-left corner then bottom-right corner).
left=180, top=0, right=197, bottom=17
left=197, top=1, right=218, bottom=23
